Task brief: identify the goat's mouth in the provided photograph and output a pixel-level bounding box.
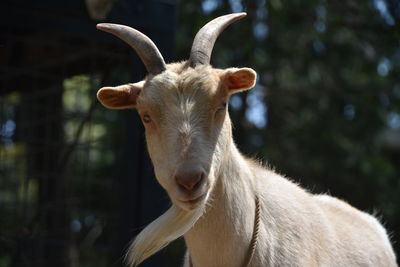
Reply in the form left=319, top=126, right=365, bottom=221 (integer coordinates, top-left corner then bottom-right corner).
left=177, top=193, right=207, bottom=210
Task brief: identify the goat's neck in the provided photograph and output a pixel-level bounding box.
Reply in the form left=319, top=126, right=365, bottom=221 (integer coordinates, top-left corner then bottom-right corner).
left=184, top=142, right=257, bottom=267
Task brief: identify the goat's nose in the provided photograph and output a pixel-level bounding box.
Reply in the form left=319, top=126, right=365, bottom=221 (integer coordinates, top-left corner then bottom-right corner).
left=175, top=171, right=204, bottom=192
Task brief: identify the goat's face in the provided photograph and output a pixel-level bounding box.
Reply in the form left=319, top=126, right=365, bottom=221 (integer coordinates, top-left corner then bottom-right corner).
left=138, top=66, right=223, bottom=210
left=97, top=64, right=256, bottom=210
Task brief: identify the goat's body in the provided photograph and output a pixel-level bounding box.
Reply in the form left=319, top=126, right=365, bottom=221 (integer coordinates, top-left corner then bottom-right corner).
left=96, top=14, right=397, bottom=266
left=183, top=143, right=397, bottom=267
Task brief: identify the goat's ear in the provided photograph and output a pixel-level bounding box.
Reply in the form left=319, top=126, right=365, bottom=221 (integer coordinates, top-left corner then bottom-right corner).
left=222, top=68, right=257, bottom=94
left=97, top=81, right=144, bottom=109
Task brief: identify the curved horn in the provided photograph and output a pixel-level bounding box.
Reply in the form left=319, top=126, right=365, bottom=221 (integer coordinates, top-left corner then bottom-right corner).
left=96, top=23, right=166, bottom=75
left=189, top=13, right=247, bottom=67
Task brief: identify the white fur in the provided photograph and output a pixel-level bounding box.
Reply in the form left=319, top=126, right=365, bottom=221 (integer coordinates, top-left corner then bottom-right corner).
left=126, top=204, right=204, bottom=266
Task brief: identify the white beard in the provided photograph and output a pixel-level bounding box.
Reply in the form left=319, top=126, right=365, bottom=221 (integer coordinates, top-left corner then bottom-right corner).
left=125, top=204, right=205, bottom=266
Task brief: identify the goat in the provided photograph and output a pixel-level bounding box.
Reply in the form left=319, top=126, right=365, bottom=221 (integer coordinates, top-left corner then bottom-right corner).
left=96, top=13, right=397, bottom=267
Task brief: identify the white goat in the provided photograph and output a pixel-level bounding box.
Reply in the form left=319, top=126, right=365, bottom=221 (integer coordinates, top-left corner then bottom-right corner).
left=96, top=13, right=397, bottom=267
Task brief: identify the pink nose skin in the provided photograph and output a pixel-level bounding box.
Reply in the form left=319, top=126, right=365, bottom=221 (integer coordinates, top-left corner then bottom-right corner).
left=175, top=170, right=204, bottom=192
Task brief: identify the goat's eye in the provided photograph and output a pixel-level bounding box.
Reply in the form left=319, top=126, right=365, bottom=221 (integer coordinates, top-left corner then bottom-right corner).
left=218, top=102, right=227, bottom=111
left=142, top=114, right=152, bottom=123
left=215, top=102, right=227, bottom=116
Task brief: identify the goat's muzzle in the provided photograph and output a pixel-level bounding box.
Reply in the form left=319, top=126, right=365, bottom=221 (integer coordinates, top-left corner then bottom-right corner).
left=175, top=170, right=205, bottom=193
left=174, top=165, right=209, bottom=210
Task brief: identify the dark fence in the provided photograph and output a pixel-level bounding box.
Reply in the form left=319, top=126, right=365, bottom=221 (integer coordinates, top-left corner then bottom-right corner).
left=0, top=1, right=179, bottom=266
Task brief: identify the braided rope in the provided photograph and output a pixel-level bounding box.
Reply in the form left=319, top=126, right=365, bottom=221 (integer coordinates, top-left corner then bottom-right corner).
left=243, top=195, right=261, bottom=267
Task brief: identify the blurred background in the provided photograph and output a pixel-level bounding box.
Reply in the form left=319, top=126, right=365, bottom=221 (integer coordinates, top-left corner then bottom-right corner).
left=0, top=0, right=399, bottom=266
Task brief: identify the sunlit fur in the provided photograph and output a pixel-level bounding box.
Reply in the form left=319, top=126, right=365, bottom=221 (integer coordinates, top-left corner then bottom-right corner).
left=125, top=204, right=205, bottom=266
left=98, top=62, right=397, bottom=267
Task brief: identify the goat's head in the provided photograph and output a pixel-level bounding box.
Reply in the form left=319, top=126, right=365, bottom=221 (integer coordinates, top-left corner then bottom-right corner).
left=97, top=13, right=256, bottom=211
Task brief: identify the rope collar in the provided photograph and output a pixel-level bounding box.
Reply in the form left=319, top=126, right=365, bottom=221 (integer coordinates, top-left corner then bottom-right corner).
left=189, top=195, right=261, bottom=267
left=244, top=195, right=261, bottom=267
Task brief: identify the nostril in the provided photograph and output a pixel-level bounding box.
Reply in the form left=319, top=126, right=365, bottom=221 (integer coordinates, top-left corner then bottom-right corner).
left=176, top=172, right=205, bottom=192
left=194, top=172, right=204, bottom=190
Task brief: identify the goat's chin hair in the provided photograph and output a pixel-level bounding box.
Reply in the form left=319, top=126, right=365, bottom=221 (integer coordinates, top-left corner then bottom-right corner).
left=125, top=203, right=204, bottom=266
